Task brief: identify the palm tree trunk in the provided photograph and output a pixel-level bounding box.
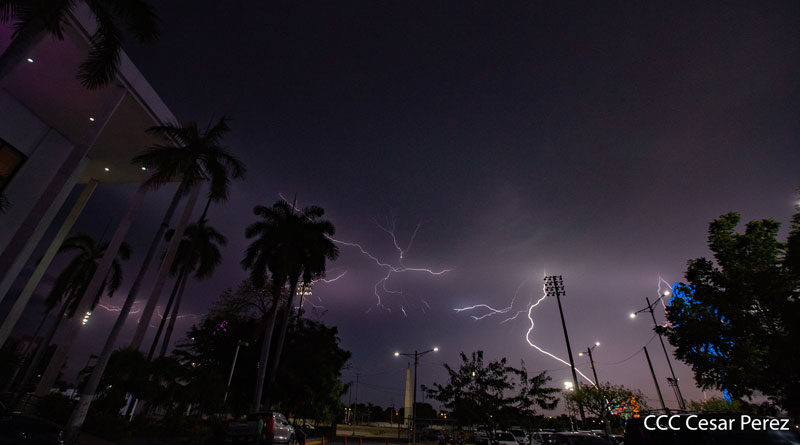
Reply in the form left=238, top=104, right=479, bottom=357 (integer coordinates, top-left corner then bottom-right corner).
left=1, top=308, right=52, bottom=393
left=146, top=271, right=184, bottom=360
left=60, top=188, right=182, bottom=441
left=263, top=281, right=298, bottom=409
left=12, top=298, right=69, bottom=400
left=130, top=183, right=202, bottom=350
left=158, top=271, right=189, bottom=358
left=0, top=18, right=48, bottom=84
left=23, top=308, right=51, bottom=357
left=252, top=282, right=282, bottom=412
left=34, top=182, right=149, bottom=397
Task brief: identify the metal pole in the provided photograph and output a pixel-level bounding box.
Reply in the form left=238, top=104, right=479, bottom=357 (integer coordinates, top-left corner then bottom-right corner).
left=587, top=348, right=599, bottom=386
left=223, top=342, right=244, bottom=406
left=549, top=276, right=585, bottom=424
left=647, top=297, right=686, bottom=410
left=412, top=351, right=418, bottom=445
left=644, top=346, right=667, bottom=412
left=354, top=373, right=359, bottom=426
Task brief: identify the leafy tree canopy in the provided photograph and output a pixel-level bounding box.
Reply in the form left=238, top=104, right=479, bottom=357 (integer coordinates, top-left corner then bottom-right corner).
left=659, top=208, right=800, bottom=416
left=423, top=351, right=559, bottom=429
left=173, top=281, right=350, bottom=421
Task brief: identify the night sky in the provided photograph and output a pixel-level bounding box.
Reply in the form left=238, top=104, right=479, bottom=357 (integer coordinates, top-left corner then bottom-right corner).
left=7, top=1, right=800, bottom=411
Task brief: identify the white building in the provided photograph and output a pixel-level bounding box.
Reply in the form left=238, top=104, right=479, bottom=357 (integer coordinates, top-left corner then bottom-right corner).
left=0, top=3, right=177, bottom=345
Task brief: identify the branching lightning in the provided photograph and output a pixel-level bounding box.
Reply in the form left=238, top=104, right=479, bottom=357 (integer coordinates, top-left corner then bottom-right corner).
left=331, top=218, right=452, bottom=314
left=279, top=193, right=452, bottom=315
left=95, top=302, right=202, bottom=321
left=455, top=274, right=594, bottom=385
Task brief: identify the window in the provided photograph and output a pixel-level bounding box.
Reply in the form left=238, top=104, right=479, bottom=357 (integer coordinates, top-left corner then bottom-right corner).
left=0, top=138, right=26, bottom=192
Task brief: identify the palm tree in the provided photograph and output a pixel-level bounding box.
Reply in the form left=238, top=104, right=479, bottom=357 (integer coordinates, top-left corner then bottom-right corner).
left=64, top=117, right=244, bottom=441
left=130, top=116, right=245, bottom=349
left=241, top=200, right=338, bottom=411
left=0, top=0, right=159, bottom=88
left=11, top=234, right=130, bottom=395
left=148, top=217, right=226, bottom=359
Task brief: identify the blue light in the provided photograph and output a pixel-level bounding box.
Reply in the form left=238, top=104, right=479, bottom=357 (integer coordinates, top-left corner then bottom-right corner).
left=669, top=282, right=732, bottom=403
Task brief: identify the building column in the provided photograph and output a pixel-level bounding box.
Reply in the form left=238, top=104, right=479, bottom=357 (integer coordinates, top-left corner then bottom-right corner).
left=0, top=179, right=98, bottom=348
left=0, top=86, right=126, bottom=306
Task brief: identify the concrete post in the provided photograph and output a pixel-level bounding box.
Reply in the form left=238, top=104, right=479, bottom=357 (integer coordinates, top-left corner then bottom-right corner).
left=0, top=86, right=126, bottom=305
left=0, top=180, right=97, bottom=348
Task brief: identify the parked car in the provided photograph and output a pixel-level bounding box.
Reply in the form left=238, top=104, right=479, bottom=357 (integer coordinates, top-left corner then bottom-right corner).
left=0, top=414, right=64, bottom=444
left=510, top=428, right=530, bottom=445
left=531, top=432, right=554, bottom=445
left=225, top=411, right=295, bottom=444
left=544, top=432, right=612, bottom=445
left=494, top=431, right=521, bottom=445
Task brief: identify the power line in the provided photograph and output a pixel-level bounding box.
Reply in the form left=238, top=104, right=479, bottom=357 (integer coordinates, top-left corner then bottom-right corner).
left=596, top=333, right=658, bottom=366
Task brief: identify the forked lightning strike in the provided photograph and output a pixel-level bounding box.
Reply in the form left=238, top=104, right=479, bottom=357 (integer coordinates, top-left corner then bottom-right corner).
left=455, top=275, right=594, bottom=385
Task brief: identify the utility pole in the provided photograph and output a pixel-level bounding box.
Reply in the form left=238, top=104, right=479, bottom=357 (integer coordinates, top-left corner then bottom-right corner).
left=634, top=294, right=686, bottom=410
left=644, top=346, right=667, bottom=412
left=545, top=275, right=585, bottom=425
left=584, top=346, right=599, bottom=386
left=645, top=296, right=687, bottom=410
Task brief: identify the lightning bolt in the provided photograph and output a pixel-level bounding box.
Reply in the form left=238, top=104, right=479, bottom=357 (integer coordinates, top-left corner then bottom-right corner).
left=455, top=274, right=594, bottom=386
left=279, top=193, right=452, bottom=314
left=657, top=276, right=672, bottom=310
left=96, top=302, right=201, bottom=323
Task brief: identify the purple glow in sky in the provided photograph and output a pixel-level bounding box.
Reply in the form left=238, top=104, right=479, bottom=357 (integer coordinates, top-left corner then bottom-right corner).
left=4, top=1, right=799, bottom=411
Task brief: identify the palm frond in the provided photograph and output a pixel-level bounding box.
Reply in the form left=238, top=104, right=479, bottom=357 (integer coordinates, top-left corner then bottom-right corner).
left=0, top=0, right=19, bottom=23
left=80, top=0, right=122, bottom=89
left=106, top=0, right=158, bottom=43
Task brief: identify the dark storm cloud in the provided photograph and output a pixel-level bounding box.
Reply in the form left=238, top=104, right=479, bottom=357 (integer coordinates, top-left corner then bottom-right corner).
left=14, top=1, right=798, bottom=408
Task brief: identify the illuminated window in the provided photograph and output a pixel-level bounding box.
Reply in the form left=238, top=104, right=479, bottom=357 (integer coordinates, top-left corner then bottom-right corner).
left=0, top=139, right=26, bottom=192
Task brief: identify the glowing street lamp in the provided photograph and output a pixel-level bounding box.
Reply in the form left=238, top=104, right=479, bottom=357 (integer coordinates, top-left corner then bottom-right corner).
left=394, top=346, right=439, bottom=445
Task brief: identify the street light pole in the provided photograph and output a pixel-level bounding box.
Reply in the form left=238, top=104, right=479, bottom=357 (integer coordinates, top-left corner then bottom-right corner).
left=545, top=275, right=585, bottom=425
left=395, top=347, right=438, bottom=445
left=223, top=340, right=248, bottom=407
left=413, top=351, right=418, bottom=445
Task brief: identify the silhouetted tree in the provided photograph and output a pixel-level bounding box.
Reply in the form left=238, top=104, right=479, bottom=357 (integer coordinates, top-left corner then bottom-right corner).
left=659, top=207, right=800, bottom=417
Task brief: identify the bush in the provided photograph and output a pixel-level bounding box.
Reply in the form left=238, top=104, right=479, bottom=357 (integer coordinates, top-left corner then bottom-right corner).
left=35, top=393, right=75, bottom=425
left=129, top=415, right=227, bottom=444
left=85, top=411, right=130, bottom=441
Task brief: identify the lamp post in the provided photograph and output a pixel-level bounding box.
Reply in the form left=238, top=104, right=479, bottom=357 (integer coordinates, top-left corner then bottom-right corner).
left=630, top=290, right=686, bottom=410
left=545, top=275, right=584, bottom=424
left=223, top=340, right=248, bottom=407
left=578, top=341, right=600, bottom=386
left=395, top=346, right=439, bottom=445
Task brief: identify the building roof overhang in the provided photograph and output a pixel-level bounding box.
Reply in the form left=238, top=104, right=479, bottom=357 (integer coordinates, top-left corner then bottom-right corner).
left=0, top=2, right=178, bottom=184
